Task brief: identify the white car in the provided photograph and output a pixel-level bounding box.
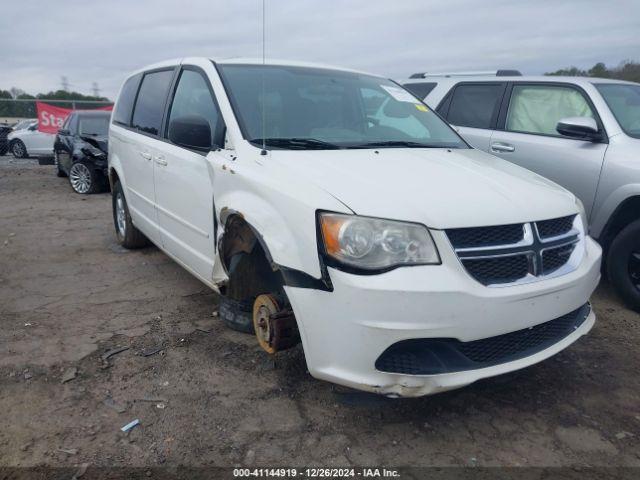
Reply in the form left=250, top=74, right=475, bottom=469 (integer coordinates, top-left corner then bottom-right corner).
left=108, top=58, right=601, bottom=397
left=7, top=121, right=55, bottom=158
left=12, top=118, right=38, bottom=131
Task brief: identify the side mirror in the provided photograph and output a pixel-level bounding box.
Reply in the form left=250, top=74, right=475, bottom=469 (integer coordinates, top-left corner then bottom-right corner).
left=58, top=128, right=71, bottom=136
left=168, top=115, right=212, bottom=151
left=556, top=117, right=601, bottom=141
left=28, top=124, right=38, bottom=131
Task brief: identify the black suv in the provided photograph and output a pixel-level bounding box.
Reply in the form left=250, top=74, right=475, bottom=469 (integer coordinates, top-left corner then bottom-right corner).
left=54, top=110, right=110, bottom=194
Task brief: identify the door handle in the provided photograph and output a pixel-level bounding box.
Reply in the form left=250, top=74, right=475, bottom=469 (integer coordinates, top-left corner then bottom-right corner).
left=139, top=151, right=152, bottom=160
left=154, top=155, right=168, bottom=166
left=491, top=142, right=515, bottom=153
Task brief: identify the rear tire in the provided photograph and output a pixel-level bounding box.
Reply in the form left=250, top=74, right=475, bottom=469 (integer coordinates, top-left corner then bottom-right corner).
left=112, top=180, right=148, bottom=249
left=10, top=140, right=27, bottom=158
left=607, top=219, right=640, bottom=312
left=55, top=154, right=67, bottom=177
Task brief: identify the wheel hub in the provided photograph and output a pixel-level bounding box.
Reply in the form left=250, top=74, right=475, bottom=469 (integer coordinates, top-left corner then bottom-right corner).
left=253, top=294, right=280, bottom=354
left=115, top=192, right=126, bottom=237
left=13, top=142, right=24, bottom=157
left=252, top=294, right=300, bottom=354
left=69, top=163, right=92, bottom=194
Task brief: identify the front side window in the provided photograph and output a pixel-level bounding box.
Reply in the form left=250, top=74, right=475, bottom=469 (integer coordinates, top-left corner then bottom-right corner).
left=506, top=85, right=594, bottom=136
left=79, top=115, right=110, bottom=136
left=131, top=70, right=174, bottom=135
left=167, top=69, right=223, bottom=147
left=595, top=83, right=640, bottom=139
left=217, top=64, right=466, bottom=149
left=446, top=84, right=504, bottom=129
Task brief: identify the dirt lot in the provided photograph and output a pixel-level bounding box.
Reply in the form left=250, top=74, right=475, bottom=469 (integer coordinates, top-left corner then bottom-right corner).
left=1, top=157, right=639, bottom=475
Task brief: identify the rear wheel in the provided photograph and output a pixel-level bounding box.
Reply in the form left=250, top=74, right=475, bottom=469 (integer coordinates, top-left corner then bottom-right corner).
left=607, top=219, right=640, bottom=312
left=112, top=180, right=148, bottom=249
left=69, top=161, right=98, bottom=194
left=55, top=153, right=66, bottom=177
left=10, top=140, right=27, bottom=158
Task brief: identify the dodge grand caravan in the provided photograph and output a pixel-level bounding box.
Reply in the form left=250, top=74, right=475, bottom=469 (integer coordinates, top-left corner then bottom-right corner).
left=108, top=58, right=601, bottom=397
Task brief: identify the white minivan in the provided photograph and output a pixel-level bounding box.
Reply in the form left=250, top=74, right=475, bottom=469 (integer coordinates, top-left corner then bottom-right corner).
left=109, top=58, right=601, bottom=397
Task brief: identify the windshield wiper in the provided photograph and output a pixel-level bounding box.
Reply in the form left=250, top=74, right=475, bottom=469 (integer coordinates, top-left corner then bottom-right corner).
left=345, top=140, right=445, bottom=149
left=248, top=137, right=342, bottom=150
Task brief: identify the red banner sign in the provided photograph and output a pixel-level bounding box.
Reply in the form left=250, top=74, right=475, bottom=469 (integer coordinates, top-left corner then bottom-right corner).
left=36, top=102, right=113, bottom=134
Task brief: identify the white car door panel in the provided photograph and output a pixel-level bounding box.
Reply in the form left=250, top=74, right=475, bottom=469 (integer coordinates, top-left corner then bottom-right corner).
left=154, top=143, right=217, bottom=281
left=121, top=68, right=175, bottom=244
left=116, top=127, right=161, bottom=244
left=153, top=67, right=224, bottom=282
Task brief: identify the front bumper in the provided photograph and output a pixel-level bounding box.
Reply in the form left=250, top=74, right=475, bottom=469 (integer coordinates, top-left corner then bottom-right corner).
left=284, top=235, right=601, bottom=397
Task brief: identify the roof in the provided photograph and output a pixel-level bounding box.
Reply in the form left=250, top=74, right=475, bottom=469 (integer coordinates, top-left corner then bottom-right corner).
left=402, top=74, right=639, bottom=87
left=215, top=57, right=372, bottom=75
left=126, top=57, right=382, bottom=79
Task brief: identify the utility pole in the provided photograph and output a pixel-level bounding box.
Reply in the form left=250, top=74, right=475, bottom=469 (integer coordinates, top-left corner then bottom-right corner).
left=61, top=76, right=70, bottom=92
left=91, top=82, right=100, bottom=97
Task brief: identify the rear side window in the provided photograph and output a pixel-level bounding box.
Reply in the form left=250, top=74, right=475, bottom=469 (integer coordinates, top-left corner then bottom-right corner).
left=506, top=84, right=595, bottom=136
left=131, top=70, right=174, bottom=136
left=113, top=74, right=141, bottom=126
left=402, top=82, right=437, bottom=100
left=446, top=84, right=504, bottom=129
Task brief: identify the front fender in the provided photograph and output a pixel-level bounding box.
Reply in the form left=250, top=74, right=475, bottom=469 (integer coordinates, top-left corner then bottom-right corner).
left=210, top=153, right=350, bottom=280
left=216, top=188, right=323, bottom=278
left=590, top=183, right=640, bottom=239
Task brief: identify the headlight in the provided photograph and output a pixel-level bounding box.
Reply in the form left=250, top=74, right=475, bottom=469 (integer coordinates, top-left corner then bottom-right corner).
left=319, top=213, right=440, bottom=271
left=81, top=146, right=106, bottom=158
left=575, top=197, right=588, bottom=233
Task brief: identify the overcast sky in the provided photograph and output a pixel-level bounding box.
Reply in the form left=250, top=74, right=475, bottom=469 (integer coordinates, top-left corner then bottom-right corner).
left=2, top=0, right=639, bottom=99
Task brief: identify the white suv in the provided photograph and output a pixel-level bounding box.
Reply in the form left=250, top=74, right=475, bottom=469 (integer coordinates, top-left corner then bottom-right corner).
left=403, top=71, right=640, bottom=311
left=109, top=58, right=601, bottom=397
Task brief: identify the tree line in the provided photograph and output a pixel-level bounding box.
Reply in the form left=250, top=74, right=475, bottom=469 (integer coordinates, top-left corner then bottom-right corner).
left=0, top=88, right=111, bottom=118
left=545, top=60, right=640, bottom=83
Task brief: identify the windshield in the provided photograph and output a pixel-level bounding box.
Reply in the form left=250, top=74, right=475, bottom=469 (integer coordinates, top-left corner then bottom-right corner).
left=79, top=115, right=110, bottom=136
left=218, top=64, right=467, bottom=150
left=14, top=119, right=35, bottom=130
left=596, top=83, right=640, bottom=139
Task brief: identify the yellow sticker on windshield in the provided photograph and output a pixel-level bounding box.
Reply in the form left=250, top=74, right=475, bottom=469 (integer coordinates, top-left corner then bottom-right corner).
left=415, top=104, right=429, bottom=112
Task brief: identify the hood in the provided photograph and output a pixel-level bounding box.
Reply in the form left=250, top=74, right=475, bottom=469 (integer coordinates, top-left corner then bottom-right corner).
left=269, top=147, right=577, bottom=229
left=80, top=135, right=108, bottom=154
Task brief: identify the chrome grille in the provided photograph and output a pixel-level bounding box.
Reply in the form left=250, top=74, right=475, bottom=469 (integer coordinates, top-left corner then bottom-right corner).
left=446, top=215, right=582, bottom=287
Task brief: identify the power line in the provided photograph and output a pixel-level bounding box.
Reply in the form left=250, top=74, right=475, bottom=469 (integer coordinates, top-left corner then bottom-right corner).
left=60, top=76, right=70, bottom=92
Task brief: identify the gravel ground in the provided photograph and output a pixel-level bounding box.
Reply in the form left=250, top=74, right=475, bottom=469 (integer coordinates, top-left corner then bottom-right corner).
left=0, top=157, right=639, bottom=476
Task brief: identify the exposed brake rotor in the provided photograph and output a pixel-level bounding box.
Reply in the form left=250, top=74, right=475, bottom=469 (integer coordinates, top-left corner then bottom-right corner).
left=253, top=294, right=300, bottom=354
